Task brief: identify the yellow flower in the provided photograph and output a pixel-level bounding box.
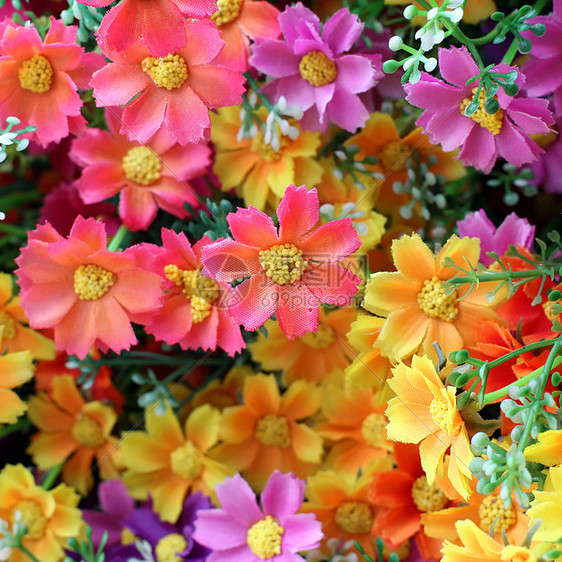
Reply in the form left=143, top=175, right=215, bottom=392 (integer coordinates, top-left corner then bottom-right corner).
left=525, top=430, right=562, bottom=466
left=120, top=404, right=233, bottom=522
left=363, top=232, right=500, bottom=362
left=526, top=464, right=562, bottom=542
left=0, top=464, right=82, bottom=562
left=385, top=354, right=473, bottom=500
left=211, top=105, right=323, bottom=209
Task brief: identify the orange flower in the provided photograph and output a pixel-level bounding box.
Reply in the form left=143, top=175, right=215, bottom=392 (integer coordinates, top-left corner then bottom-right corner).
left=315, top=384, right=392, bottom=477
left=364, top=233, right=500, bottom=362
left=0, top=272, right=55, bottom=360
left=249, top=307, right=357, bottom=385
left=385, top=354, right=474, bottom=500
left=211, top=105, right=323, bottom=209
left=0, top=328, right=34, bottom=425
left=120, top=404, right=233, bottom=522
left=213, top=373, right=323, bottom=491
left=0, top=464, right=82, bottom=562
left=27, top=375, right=119, bottom=496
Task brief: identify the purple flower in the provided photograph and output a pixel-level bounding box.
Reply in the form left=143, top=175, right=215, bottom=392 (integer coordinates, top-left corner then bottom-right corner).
left=457, top=210, right=535, bottom=266
left=528, top=113, right=562, bottom=193
left=250, top=3, right=381, bottom=133
left=193, top=471, right=323, bottom=562
left=405, top=46, right=554, bottom=173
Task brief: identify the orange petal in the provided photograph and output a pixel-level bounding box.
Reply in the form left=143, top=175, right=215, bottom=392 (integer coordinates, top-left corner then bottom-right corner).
left=145, top=405, right=184, bottom=450
left=119, top=432, right=171, bottom=472
left=363, top=272, right=420, bottom=316
left=376, top=308, right=429, bottom=360
left=291, top=423, right=323, bottom=464
left=52, top=375, right=84, bottom=416
left=27, top=432, right=77, bottom=468
left=280, top=380, right=320, bottom=420
left=62, top=447, right=95, bottom=495
left=0, top=387, right=28, bottom=424
left=244, top=374, right=281, bottom=417
left=436, top=235, right=480, bottom=278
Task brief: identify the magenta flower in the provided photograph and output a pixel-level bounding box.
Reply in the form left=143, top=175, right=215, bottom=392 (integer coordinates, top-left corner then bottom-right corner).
left=457, top=210, right=535, bottom=266
left=405, top=46, right=554, bottom=173
left=201, top=185, right=361, bottom=339
left=193, top=471, right=323, bottom=562
left=528, top=113, right=562, bottom=194
left=250, top=2, right=381, bottom=132
left=90, top=19, right=245, bottom=146
left=70, top=108, right=210, bottom=231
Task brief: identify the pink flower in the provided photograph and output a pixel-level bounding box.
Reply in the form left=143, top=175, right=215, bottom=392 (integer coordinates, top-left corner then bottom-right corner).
left=405, top=46, right=554, bottom=173
left=0, top=18, right=103, bottom=147
left=90, top=19, right=245, bottom=146
left=193, top=470, right=323, bottom=562
left=79, top=0, right=217, bottom=57
left=250, top=2, right=381, bottom=132
left=70, top=108, right=210, bottom=231
left=457, top=210, right=535, bottom=266
left=528, top=113, right=562, bottom=194
left=201, top=184, right=361, bottom=339
left=138, top=229, right=245, bottom=357
left=15, top=216, right=162, bottom=358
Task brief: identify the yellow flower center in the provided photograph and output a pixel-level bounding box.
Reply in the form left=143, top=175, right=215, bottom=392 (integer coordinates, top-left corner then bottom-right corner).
left=165, top=265, right=219, bottom=323
left=255, top=414, right=291, bottom=447
left=542, top=299, right=561, bottom=323
left=429, top=397, right=452, bottom=432
left=361, top=412, right=387, bottom=448
left=72, top=415, right=106, bottom=448
left=74, top=264, right=116, bottom=301
left=378, top=140, right=411, bottom=171
left=0, top=310, right=16, bottom=340
left=18, top=54, right=53, bottom=93
left=410, top=476, right=448, bottom=512
left=301, top=323, right=336, bottom=349
left=460, top=87, right=504, bottom=136
left=10, top=500, right=47, bottom=540
left=259, top=244, right=308, bottom=285
left=247, top=515, right=284, bottom=559
left=334, top=501, right=374, bottom=534
left=478, top=496, right=517, bottom=533
left=122, top=146, right=162, bottom=186
left=501, top=545, right=537, bottom=562
left=169, top=441, right=203, bottom=480
left=155, top=533, right=188, bottom=562
left=121, top=527, right=137, bottom=545
left=142, top=54, right=188, bottom=90
left=417, top=277, right=458, bottom=322
left=251, top=133, right=289, bottom=162
left=299, top=50, right=337, bottom=87
left=211, top=0, right=244, bottom=26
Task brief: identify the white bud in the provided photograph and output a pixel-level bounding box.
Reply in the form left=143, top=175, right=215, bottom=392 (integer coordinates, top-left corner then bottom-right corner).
left=388, top=36, right=404, bottom=51
left=427, top=7, right=438, bottom=19
left=424, top=57, right=437, bottom=72
left=404, top=5, right=418, bottom=18
left=277, top=96, right=287, bottom=111
left=450, top=7, right=464, bottom=22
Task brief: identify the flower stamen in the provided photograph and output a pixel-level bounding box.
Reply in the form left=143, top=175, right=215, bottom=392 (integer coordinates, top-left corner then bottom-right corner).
left=142, top=54, right=188, bottom=90
left=460, top=87, right=504, bottom=136
left=122, top=146, right=162, bottom=185
left=255, top=414, right=291, bottom=447
left=247, top=515, right=284, bottom=559
left=74, top=265, right=116, bottom=301
left=334, top=501, right=374, bottom=534
left=211, top=0, right=244, bottom=26
left=417, top=277, right=458, bottom=322
left=299, top=51, right=337, bottom=87
left=259, top=244, right=308, bottom=285
left=19, top=54, right=53, bottom=93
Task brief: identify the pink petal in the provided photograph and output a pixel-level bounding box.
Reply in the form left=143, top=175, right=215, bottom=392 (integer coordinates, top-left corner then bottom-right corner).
left=165, top=86, right=209, bottom=145
left=299, top=218, right=360, bottom=261
left=91, top=63, right=151, bottom=107
left=141, top=0, right=187, bottom=57
left=67, top=52, right=105, bottom=90
left=181, top=19, right=224, bottom=66
left=301, top=261, right=360, bottom=306
left=457, top=124, right=497, bottom=173
left=188, top=65, right=245, bottom=109
left=227, top=206, right=279, bottom=248
left=496, top=118, right=542, bottom=168
left=121, top=88, right=167, bottom=145
left=94, top=296, right=137, bottom=352
left=438, top=45, right=480, bottom=87
left=183, top=306, right=219, bottom=352
left=20, top=282, right=76, bottom=329
left=405, top=74, right=466, bottom=111
left=111, top=268, right=162, bottom=314
left=279, top=3, right=320, bottom=46
left=228, top=273, right=278, bottom=331
left=96, top=0, right=142, bottom=54
left=54, top=300, right=96, bottom=359
left=276, top=282, right=318, bottom=338
left=193, top=510, right=248, bottom=549
left=119, top=186, right=158, bottom=231
left=215, top=474, right=263, bottom=525
left=201, top=238, right=261, bottom=282
left=249, top=40, right=300, bottom=78
left=335, top=54, right=375, bottom=94
left=322, top=8, right=363, bottom=54
left=238, top=1, right=281, bottom=40
left=76, top=163, right=125, bottom=204
left=261, top=471, right=304, bottom=518
left=423, top=107, right=474, bottom=153
left=216, top=307, right=246, bottom=356
left=277, top=185, right=319, bottom=241
left=281, top=513, right=323, bottom=551
left=506, top=97, right=553, bottom=134
left=326, top=86, right=369, bottom=131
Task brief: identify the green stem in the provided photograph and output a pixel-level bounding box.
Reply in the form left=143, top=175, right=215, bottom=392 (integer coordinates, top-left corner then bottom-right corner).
left=0, top=222, right=28, bottom=236
left=16, top=543, right=41, bottom=562
left=243, top=72, right=274, bottom=111
left=501, top=38, right=519, bottom=65
left=0, top=418, right=31, bottom=440
left=41, top=463, right=63, bottom=490
left=448, top=268, right=551, bottom=285
left=107, top=225, right=128, bottom=252
left=0, top=191, right=41, bottom=209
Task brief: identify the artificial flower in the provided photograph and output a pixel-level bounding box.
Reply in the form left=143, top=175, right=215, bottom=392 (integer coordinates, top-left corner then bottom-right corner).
left=193, top=470, right=323, bottom=562
left=526, top=464, right=562, bottom=541
left=213, top=373, right=323, bottom=491
left=525, top=429, right=562, bottom=466
left=385, top=0, right=496, bottom=25
left=405, top=46, right=554, bottom=173
left=363, top=232, right=500, bottom=362
left=528, top=113, right=562, bottom=194
left=250, top=3, right=382, bottom=132
left=201, top=184, right=361, bottom=339
left=27, top=375, right=119, bottom=495
left=0, top=464, right=82, bottom=562
left=15, top=216, right=162, bottom=359
left=0, top=18, right=102, bottom=147
left=90, top=19, right=245, bottom=146
left=70, top=108, right=210, bottom=231
left=385, top=354, right=474, bottom=500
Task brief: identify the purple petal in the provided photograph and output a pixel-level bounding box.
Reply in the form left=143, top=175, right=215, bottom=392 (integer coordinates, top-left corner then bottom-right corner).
left=506, top=97, right=554, bottom=134
left=261, top=471, right=305, bottom=518
left=457, top=124, right=497, bottom=173
left=250, top=40, right=300, bottom=78
left=522, top=57, right=562, bottom=98
left=494, top=213, right=535, bottom=255
left=322, top=8, right=363, bottom=54
left=123, top=506, right=173, bottom=545
left=422, top=106, right=474, bottom=152
left=279, top=3, right=320, bottom=46
left=457, top=210, right=496, bottom=265
left=438, top=45, right=480, bottom=87
left=178, top=491, right=213, bottom=528
left=496, top=118, right=542, bottom=167
left=98, top=480, right=135, bottom=520
left=215, top=474, right=264, bottom=526
left=405, top=74, right=467, bottom=112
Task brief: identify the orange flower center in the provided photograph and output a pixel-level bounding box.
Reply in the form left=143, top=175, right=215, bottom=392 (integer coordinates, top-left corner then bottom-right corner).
left=378, top=140, right=411, bottom=171
left=211, top=0, right=244, bottom=26
left=301, top=323, right=336, bottom=349
left=155, top=533, right=188, bottom=562
left=142, top=53, right=188, bottom=90
left=165, top=265, right=219, bottom=323
left=478, top=496, right=517, bottom=533
left=460, top=87, right=504, bottom=136
left=247, top=515, right=284, bottom=559
left=74, top=264, right=116, bottom=301
left=122, top=146, right=162, bottom=186
left=18, top=54, right=53, bottom=93
left=259, top=243, right=308, bottom=285
left=411, top=476, right=448, bottom=512
left=169, top=441, right=203, bottom=480
left=10, top=500, right=47, bottom=539
left=360, top=412, right=387, bottom=447
left=255, top=414, right=291, bottom=447
left=72, top=415, right=106, bottom=448
left=299, top=50, right=337, bottom=87
left=251, top=133, right=289, bottom=162
left=417, top=277, right=458, bottom=322
left=334, top=501, right=374, bottom=534
left=0, top=310, right=16, bottom=340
